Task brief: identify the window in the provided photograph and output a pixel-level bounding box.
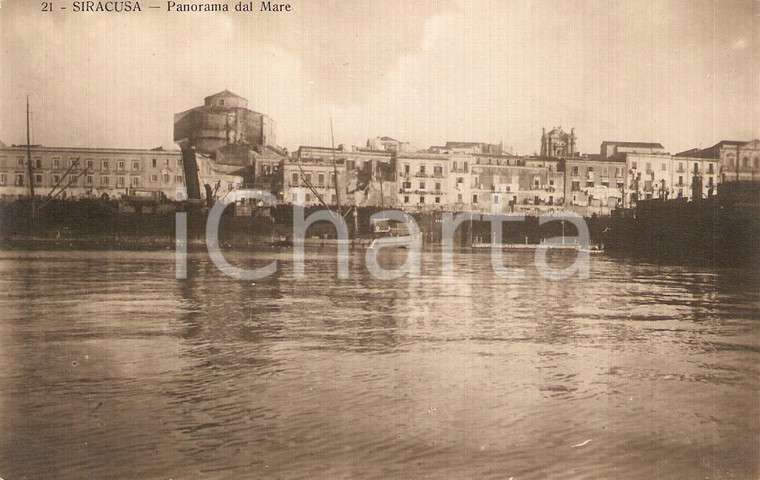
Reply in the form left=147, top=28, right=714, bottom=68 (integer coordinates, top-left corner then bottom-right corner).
left=586, top=181, right=594, bottom=188
left=453, top=161, right=458, bottom=171
left=402, top=181, right=411, bottom=189
left=631, top=161, right=637, bottom=170
left=693, top=163, right=699, bottom=173
left=102, top=160, right=109, bottom=170
left=472, top=194, right=478, bottom=203
left=434, top=166, right=443, bottom=176
left=101, top=176, right=109, bottom=185
left=163, top=173, right=170, bottom=183
left=131, top=177, right=139, bottom=187
left=678, top=162, right=684, bottom=172
left=68, top=175, right=78, bottom=185
left=17, top=157, right=24, bottom=167
left=435, top=182, right=441, bottom=191
left=457, top=193, right=463, bottom=203
left=53, top=158, right=61, bottom=169
left=132, top=161, right=140, bottom=171
left=35, top=174, right=43, bottom=184
left=743, top=157, right=749, bottom=167
left=549, top=180, right=554, bottom=186
left=331, top=194, right=336, bottom=204
left=616, top=167, right=623, bottom=177
left=572, top=166, right=579, bottom=176
left=588, top=166, right=594, bottom=172
left=150, top=174, right=158, bottom=182
left=70, top=158, right=79, bottom=168
left=175, top=175, right=183, bottom=183
left=53, top=174, right=60, bottom=184
left=15, top=174, right=24, bottom=186
left=35, top=158, right=42, bottom=169
left=457, top=177, right=464, bottom=184
left=292, top=173, right=299, bottom=185
left=117, top=176, right=125, bottom=187
left=177, top=159, right=182, bottom=167
left=318, top=173, right=325, bottom=186
left=86, top=159, right=93, bottom=169
left=403, top=196, right=409, bottom=204
left=534, top=179, right=540, bottom=187
left=435, top=197, right=441, bottom=204
left=346, top=160, right=355, bottom=170
left=571, top=181, right=580, bottom=191
left=661, top=163, right=666, bottom=171
left=708, top=164, right=715, bottom=174
left=0, top=174, right=6, bottom=185
left=152, top=158, right=157, bottom=168
left=419, top=165, right=426, bottom=175
left=678, top=176, right=683, bottom=186
left=493, top=195, right=499, bottom=204
left=646, top=162, right=652, bottom=172
left=291, top=193, right=298, bottom=202
left=305, top=193, right=312, bottom=202
left=463, top=162, right=468, bottom=172
left=419, top=196, right=425, bottom=204
left=118, top=160, right=125, bottom=170
left=419, top=182, right=426, bottom=189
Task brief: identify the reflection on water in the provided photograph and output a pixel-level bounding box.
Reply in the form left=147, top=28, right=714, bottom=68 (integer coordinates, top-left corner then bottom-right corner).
left=0, top=249, right=757, bottom=479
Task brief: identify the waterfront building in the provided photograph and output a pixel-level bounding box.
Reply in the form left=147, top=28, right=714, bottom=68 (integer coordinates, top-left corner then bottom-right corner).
left=396, top=152, right=451, bottom=209
left=564, top=155, right=626, bottom=210
left=680, top=139, right=760, bottom=182
left=670, top=153, right=720, bottom=200
left=283, top=144, right=394, bottom=207
left=623, top=152, right=674, bottom=206
left=0, top=144, right=187, bottom=202
left=468, top=162, right=560, bottom=214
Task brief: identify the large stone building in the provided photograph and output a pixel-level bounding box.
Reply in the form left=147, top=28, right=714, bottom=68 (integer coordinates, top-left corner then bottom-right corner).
left=0, top=144, right=187, bottom=202
left=541, top=127, right=577, bottom=157
left=173, top=90, right=278, bottom=158
left=174, top=90, right=287, bottom=198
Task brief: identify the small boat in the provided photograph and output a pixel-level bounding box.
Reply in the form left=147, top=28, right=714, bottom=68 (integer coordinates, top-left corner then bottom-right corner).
left=578, top=245, right=605, bottom=254
left=367, top=217, right=419, bottom=249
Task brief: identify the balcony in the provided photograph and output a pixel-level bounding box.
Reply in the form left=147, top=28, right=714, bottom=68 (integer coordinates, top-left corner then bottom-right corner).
left=414, top=172, right=428, bottom=178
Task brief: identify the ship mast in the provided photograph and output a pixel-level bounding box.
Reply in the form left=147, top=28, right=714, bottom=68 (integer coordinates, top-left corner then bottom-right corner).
left=330, top=115, right=341, bottom=216
left=25, top=96, right=36, bottom=217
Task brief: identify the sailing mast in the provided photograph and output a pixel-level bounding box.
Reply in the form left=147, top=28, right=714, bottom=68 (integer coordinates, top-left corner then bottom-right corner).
left=330, top=115, right=341, bottom=217
left=25, top=96, right=36, bottom=217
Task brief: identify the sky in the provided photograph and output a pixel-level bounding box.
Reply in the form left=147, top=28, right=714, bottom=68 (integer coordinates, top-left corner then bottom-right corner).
left=1, top=0, right=758, bottom=155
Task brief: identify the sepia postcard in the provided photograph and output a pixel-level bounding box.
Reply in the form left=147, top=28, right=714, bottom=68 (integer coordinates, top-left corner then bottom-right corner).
left=0, top=0, right=758, bottom=478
